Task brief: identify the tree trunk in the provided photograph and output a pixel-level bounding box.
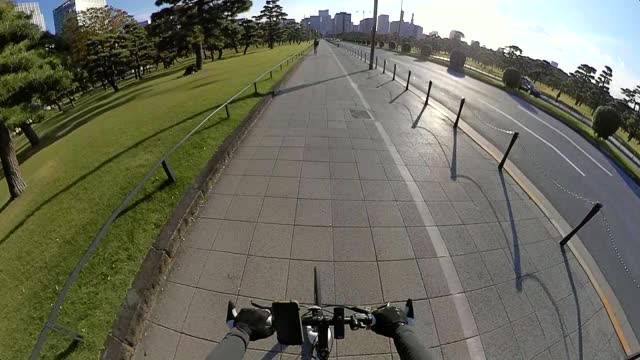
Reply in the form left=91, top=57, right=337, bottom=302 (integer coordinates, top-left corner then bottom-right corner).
left=193, top=41, right=204, bottom=70
left=19, top=123, right=40, bottom=147
left=210, top=50, right=215, bottom=61
left=0, top=123, right=27, bottom=199
left=67, top=94, right=75, bottom=107
left=55, top=102, right=63, bottom=111
left=217, top=49, right=223, bottom=60
left=244, top=44, right=249, bottom=55
left=107, top=76, right=119, bottom=92
left=234, top=46, right=239, bottom=54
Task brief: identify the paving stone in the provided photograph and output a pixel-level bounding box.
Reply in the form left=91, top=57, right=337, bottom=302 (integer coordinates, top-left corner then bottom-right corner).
left=295, top=199, right=332, bottom=226
left=389, top=181, right=424, bottom=201
left=523, top=240, right=565, bottom=271
left=496, top=281, right=534, bottom=322
left=531, top=351, right=552, bottom=360
left=272, top=160, right=302, bottom=177
left=239, top=256, right=289, bottom=299
left=249, top=223, right=293, bottom=257
left=225, top=196, right=264, bottom=222
left=182, top=289, right=235, bottom=341
left=331, top=200, right=369, bottom=227
left=334, top=262, right=383, bottom=304
left=366, top=201, right=405, bottom=227
left=427, top=202, right=463, bottom=225
left=439, top=225, right=478, bottom=255
left=283, top=136, right=306, bottom=147
left=151, top=282, right=195, bottom=330
left=441, top=336, right=485, bottom=360
left=336, top=322, right=391, bottom=356
left=299, top=178, right=332, bottom=199
left=431, top=294, right=478, bottom=344
left=286, top=260, right=335, bottom=304
left=357, top=162, right=388, bottom=180
left=173, top=334, right=216, bottom=360
left=184, top=218, right=222, bottom=249
left=245, top=159, right=275, bottom=176
left=512, top=313, right=548, bottom=360
left=329, top=148, right=356, bottom=162
left=466, top=286, right=509, bottom=334
left=535, top=305, right=564, bottom=348
left=235, top=176, right=270, bottom=196
left=330, top=162, right=359, bottom=179
left=481, top=249, right=517, bottom=284
left=416, top=182, right=448, bottom=201
left=407, top=226, right=443, bottom=258
left=212, top=220, right=256, bottom=254
left=467, top=223, right=505, bottom=252
left=133, top=322, right=180, bottom=360
left=379, top=260, right=427, bottom=301
left=278, top=147, right=304, bottom=160
left=200, top=194, right=233, bottom=220
left=266, top=177, right=299, bottom=198
left=259, top=136, right=283, bottom=147
left=452, top=201, right=488, bottom=224
left=301, top=161, right=331, bottom=178
left=198, top=251, right=246, bottom=294
left=212, top=175, right=242, bottom=195
left=362, top=180, right=395, bottom=200
left=331, top=179, right=364, bottom=200
left=304, top=148, right=330, bottom=162
left=481, top=324, right=524, bottom=360
left=408, top=166, right=434, bottom=181
left=548, top=337, right=578, bottom=360
left=372, top=227, right=415, bottom=260
left=333, top=227, right=376, bottom=261
left=453, top=253, right=494, bottom=291
left=440, top=182, right=471, bottom=202
left=225, top=159, right=250, bottom=175
left=397, top=201, right=436, bottom=226
left=169, top=246, right=208, bottom=286
left=291, top=226, right=333, bottom=260
left=355, top=149, right=380, bottom=163
left=417, top=257, right=464, bottom=298
left=258, top=197, right=297, bottom=224
left=383, top=164, right=413, bottom=181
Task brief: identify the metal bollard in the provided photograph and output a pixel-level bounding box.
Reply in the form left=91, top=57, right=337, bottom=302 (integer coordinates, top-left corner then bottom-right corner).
left=393, top=64, right=397, bottom=80
left=254, top=82, right=258, bottom=94
left=225, top=104, right=230, bottom=118
left=375, top=57, right=378, bottom=69
left=454, top=98, right=466, bottom=129
left=560, top=203, right=603, bottom=246
left=423, top=80, right=433, bottom=109
left=383, top=59, right=386, bottom=74
left=162, top=160, right=177, bottom=183
left=270, top=70, right=273, bottom=79
left=498, top=132, right=519, bottom=170
left=406, top=70, right=412, bottom=91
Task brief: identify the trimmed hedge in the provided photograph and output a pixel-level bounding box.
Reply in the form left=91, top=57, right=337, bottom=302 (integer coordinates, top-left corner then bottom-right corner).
left=389, top=41, right=396, bottom=50
left=449, top=49, right=466, bottom=71
left=502, top=68, right=521, bottom=88
left=401, top=43, right=412, bottom=53
left=593, top=106, right=622, bottom=139
left=420, top=45, right=432, bottom=59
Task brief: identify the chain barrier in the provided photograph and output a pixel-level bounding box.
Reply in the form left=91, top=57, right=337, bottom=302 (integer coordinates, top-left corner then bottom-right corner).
left=600, top=212, right=640, bottom=289
left=467, top=108, right=515, bottom=135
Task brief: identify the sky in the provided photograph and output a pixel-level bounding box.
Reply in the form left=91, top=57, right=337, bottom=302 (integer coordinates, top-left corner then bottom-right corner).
left=20, top=0, right=640, bottom=98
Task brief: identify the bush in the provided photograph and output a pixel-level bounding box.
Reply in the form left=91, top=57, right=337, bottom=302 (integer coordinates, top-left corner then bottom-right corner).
left=592, top=106, right=622, bottom=139
left=378, top=41, right=384, bottom=48
left=420, top=45, right=432, bottom=59
left=366, top=40, right=371, bottom=45
left=449, top=49, right=466, bottom=71
left=502, top=68, right=521, bottom=88
left=401, top=43, right=412, bottom=53
left=389, top=41, right=396, bottom=50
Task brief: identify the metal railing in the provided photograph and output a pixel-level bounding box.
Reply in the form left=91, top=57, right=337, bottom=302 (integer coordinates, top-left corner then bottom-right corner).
left=29, top=44, right=311, bottom=360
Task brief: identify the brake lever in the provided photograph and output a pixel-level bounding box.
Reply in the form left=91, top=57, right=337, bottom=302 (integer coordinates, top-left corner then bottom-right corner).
left=250, top=301, right=271, bottom=310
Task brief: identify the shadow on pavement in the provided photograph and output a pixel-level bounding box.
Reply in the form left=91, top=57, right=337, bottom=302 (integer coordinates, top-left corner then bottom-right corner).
left=274, top=70, right=369, bottom=97
left=507, top=92, right=539, bottom=114
left=499, top=171, right=523, bottom=290
left=447, top=68, right=466, bottom=78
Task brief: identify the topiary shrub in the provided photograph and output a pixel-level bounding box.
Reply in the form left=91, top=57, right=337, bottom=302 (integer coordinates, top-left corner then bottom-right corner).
left=378, top=41, right=385, bottom=48
left=366, top=40, right=371, bottom=45
left=389, top=41, right=396, bottom=50
left=401, top=43, right=412, bottom=53
left=592, top=105, right=622, bottom=139
left=449, top=49, right=466, bottom=71
left=502, top=68, right=521, bottom=88
left=420, top=45, right=432, bottom=59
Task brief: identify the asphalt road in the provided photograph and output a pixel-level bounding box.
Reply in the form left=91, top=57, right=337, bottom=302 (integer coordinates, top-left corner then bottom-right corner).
left=344, top=42, right=640, bottom=339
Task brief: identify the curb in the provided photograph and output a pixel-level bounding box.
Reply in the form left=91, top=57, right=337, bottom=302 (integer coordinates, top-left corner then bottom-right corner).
left=101, top=50, right=310, bottom=359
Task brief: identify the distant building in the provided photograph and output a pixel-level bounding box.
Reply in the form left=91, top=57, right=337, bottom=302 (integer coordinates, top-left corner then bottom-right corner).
left=53, top=0, right=107, bottom=34
left=377, top=14, right=389, bottom=34
left=309, top=15, right=321, bottom=32
left=333, top=12, right=352, bottom=34
left=449, top=30, right=464, bottom=41
left=13, top=2, right=46, bottom=31
left=549, top=61, right=559, bottom=68
left=390, top=21, right=423, bottom=38
left=318, top=9, right=329, bottom=16
left=359, top=17, right=374, bottom=34
left=352, top=23, right=359, bottom=32
left=283, top=18, right=296, bottom=25
left=428, top=31, right=438, bottom=37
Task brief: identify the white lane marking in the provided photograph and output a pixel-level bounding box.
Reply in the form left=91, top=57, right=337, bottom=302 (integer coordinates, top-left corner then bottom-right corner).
left=480, top=100, right=586, bottom=176
left=518, top=106, right=613, bottom=176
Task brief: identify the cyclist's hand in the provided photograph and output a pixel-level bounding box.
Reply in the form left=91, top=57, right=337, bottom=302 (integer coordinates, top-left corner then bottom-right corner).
left=234, top=308, right=275, bottom=341
left=371, top=306, right=408, bottom=338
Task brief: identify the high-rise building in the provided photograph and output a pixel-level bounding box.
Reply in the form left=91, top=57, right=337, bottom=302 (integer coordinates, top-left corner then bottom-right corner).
left=390, top=21, right=423, bottom=38
left=13, top=2, right=46, bottom=32
left=309, top=15, right=321, bottom=33
left=358, top=17, right=374, bottom=34
left=333, top=12, right=352, bottom=34
left=53, top=0, right=107, bottom=34
left=377, top=14, right=389, bottom=34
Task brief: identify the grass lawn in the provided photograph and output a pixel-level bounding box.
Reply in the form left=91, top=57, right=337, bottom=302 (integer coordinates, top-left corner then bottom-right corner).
left=0, top=42, right=310, bottom=359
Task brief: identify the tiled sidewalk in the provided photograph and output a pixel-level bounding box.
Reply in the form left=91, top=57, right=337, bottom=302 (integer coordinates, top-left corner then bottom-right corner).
left=133, top=42, right=625, bottom=360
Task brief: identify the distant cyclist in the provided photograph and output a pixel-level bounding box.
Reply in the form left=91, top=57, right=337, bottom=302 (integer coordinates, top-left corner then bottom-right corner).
left=314, top=38, right=320, bottom=55
left=206, top=306, right=431, bottom=359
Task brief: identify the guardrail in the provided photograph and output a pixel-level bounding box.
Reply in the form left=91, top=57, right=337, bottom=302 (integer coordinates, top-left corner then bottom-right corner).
left=29, top=44, right=311, bottom=360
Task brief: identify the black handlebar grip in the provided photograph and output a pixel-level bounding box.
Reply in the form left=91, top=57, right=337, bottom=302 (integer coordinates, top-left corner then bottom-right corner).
left=333, top=307, right=345, bottom=339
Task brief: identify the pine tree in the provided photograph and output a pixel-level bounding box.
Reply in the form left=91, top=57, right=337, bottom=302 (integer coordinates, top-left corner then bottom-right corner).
left=255, top=0, right=287, bottom=49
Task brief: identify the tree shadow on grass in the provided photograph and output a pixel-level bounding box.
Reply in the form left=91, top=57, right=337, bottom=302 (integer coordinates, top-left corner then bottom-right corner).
left=0, top=92, right=258, bottom=241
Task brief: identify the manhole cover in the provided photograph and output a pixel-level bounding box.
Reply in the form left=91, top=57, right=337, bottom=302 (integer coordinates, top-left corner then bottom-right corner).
left=350, top=109, right=372, bottom=119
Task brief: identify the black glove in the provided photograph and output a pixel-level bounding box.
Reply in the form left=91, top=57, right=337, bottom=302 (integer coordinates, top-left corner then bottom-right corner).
left=371, top=306, right=408, bottom=338
left=234, top=308, right=275, bottom=341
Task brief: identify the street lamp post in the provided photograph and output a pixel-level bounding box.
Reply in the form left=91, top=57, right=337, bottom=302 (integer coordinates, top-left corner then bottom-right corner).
left=369, top=0, right=378, bottom=70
